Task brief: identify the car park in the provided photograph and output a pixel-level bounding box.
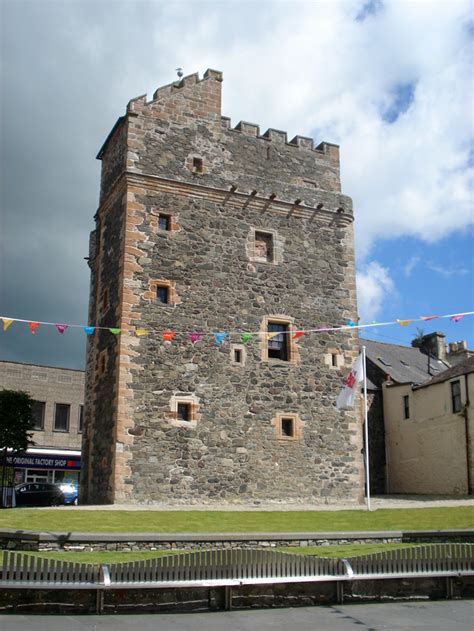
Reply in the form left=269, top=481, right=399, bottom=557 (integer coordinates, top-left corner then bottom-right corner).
left=15, top=482, right=65, bottom=507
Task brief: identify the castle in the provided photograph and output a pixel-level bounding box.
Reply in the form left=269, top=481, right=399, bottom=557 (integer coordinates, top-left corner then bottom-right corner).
left=80, top=69, right=363, bottom=505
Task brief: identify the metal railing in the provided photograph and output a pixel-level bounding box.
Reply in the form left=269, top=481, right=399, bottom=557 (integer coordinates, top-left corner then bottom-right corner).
left=1, top=543, right=472, bottom=591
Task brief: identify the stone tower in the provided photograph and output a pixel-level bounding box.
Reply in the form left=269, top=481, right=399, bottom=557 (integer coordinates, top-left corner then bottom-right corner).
left=80, top=69, right=363, bottom=505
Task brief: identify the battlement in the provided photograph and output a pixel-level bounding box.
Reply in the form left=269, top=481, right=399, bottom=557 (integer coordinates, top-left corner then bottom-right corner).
left=222, top=116, right=339, bottom=162
left=127, top=68, right=223, bottom=116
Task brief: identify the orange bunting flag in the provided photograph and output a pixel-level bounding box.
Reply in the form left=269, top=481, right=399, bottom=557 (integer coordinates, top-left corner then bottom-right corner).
left=293, top=331, right=305, bottom=340
left=397, top=320, right=412, bottom=327
left=135, top=329, right=149, bottom=337
left=28, top=322, right=40, bottom=334
left=2, top=318, right=13, bottom=331
left=420, top=315, right=439, bottom=321
left=162, top=331, right=175, bottom=342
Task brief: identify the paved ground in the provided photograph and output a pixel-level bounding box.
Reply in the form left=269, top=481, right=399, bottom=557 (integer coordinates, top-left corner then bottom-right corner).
left=1, top=601, right=473, bottom=630
left=63, top=495, right=474, bottom=511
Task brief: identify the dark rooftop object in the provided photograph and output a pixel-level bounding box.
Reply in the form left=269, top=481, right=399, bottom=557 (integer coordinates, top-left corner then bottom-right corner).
left=363, top=339, right=450, bottom=386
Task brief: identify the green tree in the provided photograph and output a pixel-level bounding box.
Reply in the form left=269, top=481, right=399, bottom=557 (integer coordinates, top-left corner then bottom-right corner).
left=0, top=390, right=35, bottom=508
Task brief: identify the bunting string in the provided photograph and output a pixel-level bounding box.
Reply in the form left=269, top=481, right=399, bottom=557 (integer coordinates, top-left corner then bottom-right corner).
left=0, top=311, right=472, bottom=343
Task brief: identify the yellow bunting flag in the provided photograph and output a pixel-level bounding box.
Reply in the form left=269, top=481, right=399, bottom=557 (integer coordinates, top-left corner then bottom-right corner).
left=267, top=332, right=280, bottom=340
left=135, top=329, right=149, bottom=337
left=2, top=318, right=13, bottom=332
left=397, top=320, right=412, bottom=327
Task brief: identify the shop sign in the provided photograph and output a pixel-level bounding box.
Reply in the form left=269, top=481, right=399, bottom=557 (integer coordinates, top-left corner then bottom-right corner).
left=5, top=453, right=81, bottom=470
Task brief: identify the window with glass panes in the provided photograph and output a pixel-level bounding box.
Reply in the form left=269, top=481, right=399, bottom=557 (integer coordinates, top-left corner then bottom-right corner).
left=32, top=401, right=45, bottom=431
left=451, top=380, right=461, bottom=413
left=54, top=403, right=70, bottom=432
left=267, top=322, right=289, bottom=360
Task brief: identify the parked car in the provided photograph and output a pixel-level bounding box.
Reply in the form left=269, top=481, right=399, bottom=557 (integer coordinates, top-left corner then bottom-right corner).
left=15, top=482, right=65, bottom=507
left=57, top=483, right=78, bottom=505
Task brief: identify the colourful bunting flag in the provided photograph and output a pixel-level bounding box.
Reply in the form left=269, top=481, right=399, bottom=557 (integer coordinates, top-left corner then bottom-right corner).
left=2, top=318, right=13, bottom=332
left=84, top=326, right=95, bottom=335
left=55, top=324, right=68, bottom=335
left=267, top=331, right=280, bottom=341
left=420, top=315, right=439, bottom=321
left=214, top=332, right=228, bottom=345
left=189, top=332, right=203, bottom=345
left=397, top=320, right=412, bottom=326
left=347, top=319, right=356, bottom=327
left=293, top=331, right=305, bottom=340
left=162, top=331, right=176, bottom=342
left=109, top=328, right=121, bottom=335
left=135, top=329, right=149, bottom=337
left=450, top=315, right=464, bottom=323
left=28, top=322, right=40, bottom=334
left=241, top=333, right=253, bottom=344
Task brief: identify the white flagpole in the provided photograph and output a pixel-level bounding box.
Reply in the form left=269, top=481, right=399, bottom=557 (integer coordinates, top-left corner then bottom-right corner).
left=362, top=345, right=371, bottom=511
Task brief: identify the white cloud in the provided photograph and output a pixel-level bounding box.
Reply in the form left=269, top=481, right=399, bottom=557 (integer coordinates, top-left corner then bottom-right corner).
left=356, top=261, right=395, bottom=321
left=427, top=262, right=470, bottom=277
left=404, top=256, right=421, bottom=277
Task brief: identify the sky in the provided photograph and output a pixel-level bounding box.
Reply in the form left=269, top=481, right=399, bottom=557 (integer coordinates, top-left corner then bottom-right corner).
left=0, top=0, right=472, bottom=370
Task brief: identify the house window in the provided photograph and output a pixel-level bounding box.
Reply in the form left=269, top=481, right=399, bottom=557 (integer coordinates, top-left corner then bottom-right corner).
left=268, top=322, right=289, bottom=361
left=32, top=401, right=45, bottom=431
left=156, top=285, right=169, bottom=304
left=158, top=214, right=171, bottom=231
left=332, top=353, right=338, bottom=367
left=54, top=403, right=70, bottom=432
left=177, top=402, right=191, bottom=422
left=254, top=231, right=273, bottom=262
left=403, top=395, right=410, bottom=419
left=192, top=157, right=203, bottom=173
left=78, top=405, right=84, bottom=433
left=234, top=349, right=242, bottom=363
left=451, top=380, right=462, bottom=413
left=281, top=417, right=295, bottom=438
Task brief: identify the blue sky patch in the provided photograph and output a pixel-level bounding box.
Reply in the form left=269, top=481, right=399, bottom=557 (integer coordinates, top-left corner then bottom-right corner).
left=382, top=81, right=417, bottom=123
left=356, top=0, right=384, bottom=22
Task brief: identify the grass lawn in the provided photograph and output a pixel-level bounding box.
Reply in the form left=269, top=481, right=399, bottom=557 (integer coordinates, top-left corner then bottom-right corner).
left=0, top=506, right=472, bottom=533
left=16, top=543, right=427, bottom=565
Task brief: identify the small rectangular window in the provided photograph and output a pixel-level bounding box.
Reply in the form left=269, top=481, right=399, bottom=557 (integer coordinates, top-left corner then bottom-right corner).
left=54, top=403, right=70, bottom=432
left=268, top=322, right=289, bottom=361
left=156, top=286, right=169, bottom=304
left=234, top=349, right=242, bottom=364
left=281, top=418, right=295, bottom=437
left=331, top=353, right=338, bottom=367
left=403, top=395, right=410, bottom=419
left=177, top=402, right=191, bottom=422
left=32, top=401, right=45, bottom=431
left=451, top=380, right=461, bottom=413
left=78, top=405, right=84, bottom=433
left=193, top=157, right=203, bottom=173
left=158, top=214, right=170, bottom=231
left=254, top=231, right=273, bottom=262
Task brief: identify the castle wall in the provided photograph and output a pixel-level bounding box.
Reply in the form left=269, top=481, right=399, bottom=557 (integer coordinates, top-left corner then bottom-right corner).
left=82, top=69, right=363, bottom=505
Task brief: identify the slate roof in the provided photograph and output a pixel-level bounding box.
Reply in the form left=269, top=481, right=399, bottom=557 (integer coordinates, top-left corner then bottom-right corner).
left=362, top=339, right=450, bottom=386
left=414, top=354, right=474, bottom=389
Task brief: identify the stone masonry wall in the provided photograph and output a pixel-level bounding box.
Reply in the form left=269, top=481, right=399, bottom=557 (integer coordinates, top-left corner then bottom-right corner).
left=82, top=69, right=363, bottom=505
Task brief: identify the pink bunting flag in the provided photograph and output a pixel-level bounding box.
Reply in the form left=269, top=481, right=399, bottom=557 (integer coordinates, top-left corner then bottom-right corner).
left=188, top=332, right=203, bottom=345
left=162, top=331, right=175, bottom=342
left=55, top=324, right=68, bottom=335
left=450, top=315, right=464, bottom=323
left=28, top=322, right=40, bottom=334
left=2, top=318, right=13, bottom=332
